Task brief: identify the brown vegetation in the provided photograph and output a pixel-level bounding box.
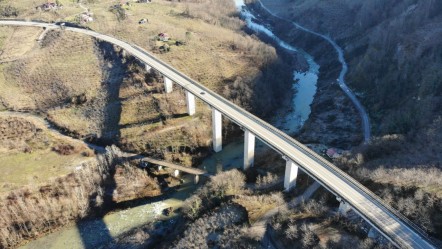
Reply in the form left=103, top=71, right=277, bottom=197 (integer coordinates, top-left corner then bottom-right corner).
left=0, top=146, right=162, bottom=248
left=334, top=120, right=442, bottom=238
left=234, top=192, right=284, bottom=222
left=0, top=1, right=296, bottom=247
left=182, top=169, right=246, bottom=220
left=269, top=196, right=389, bottom=249
left=113, top=162, right=161, bottom=203
left=174, top=204, right=250, bottom=249
left=51, top=143, right=76, bottom=155
left=0, top=116, right=38, bottom=151
left=0, top=147, right=115, bottom=248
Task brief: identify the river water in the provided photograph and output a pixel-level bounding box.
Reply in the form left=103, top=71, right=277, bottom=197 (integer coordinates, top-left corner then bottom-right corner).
left=19, top=2, right=319, bottom=248
left=256, top=0, right=371, bottom=143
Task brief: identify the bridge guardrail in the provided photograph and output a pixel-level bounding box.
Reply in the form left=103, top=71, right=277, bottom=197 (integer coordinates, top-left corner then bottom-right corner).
left=130, top=44, right=438, bottom=248
left=0, top=20, right=435, bottom=247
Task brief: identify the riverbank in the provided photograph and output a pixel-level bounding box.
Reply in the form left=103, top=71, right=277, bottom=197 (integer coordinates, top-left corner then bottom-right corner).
left=248, top=0, right=363, bottom=149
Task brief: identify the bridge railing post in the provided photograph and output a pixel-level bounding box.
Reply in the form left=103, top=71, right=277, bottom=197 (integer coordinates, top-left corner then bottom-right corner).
left=336, top=197, right=352, bottom=215
left=186, top=91, right=196, bottom=116
left=145, top=64, right=152, bottom=73
left=212, top=108, right=222, bottom=152
left=284, top=159, right=299, bottom=191
left=243, top=130, right=255, bottom=170
left=163, top=76, right=173, bottom=93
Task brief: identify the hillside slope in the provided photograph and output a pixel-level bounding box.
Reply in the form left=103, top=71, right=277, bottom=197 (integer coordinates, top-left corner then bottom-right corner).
left=257, top=0, right=442, bottom=239
left=0, top=0, right=292, bottom=162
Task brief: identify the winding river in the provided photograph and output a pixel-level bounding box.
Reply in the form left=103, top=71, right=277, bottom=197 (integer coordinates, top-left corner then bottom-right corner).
left=255, top=0, right=371, bottom=143
left=19, top=2, right=320, bottom=248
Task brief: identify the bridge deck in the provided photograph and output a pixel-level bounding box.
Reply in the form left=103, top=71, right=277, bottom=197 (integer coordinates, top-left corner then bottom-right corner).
left=124, top=153, right=207, bottom=175
left=0, top=20, right=436, bottom=249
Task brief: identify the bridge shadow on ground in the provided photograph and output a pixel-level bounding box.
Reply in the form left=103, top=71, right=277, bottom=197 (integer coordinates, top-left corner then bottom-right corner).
left=76, top=151, right=198, bottom=249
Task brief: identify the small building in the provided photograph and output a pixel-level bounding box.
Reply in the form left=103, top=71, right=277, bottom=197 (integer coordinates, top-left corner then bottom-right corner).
left=158, top=33, right=170, bottom=42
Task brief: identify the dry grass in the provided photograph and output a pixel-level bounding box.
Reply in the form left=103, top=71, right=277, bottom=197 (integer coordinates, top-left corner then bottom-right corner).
left=0, top=29, right=102, bottom=110
left=0, top=0, right=283, bottom=211
left=355, top=167, right=442, bottom=198
left=120, top=115, right=211, bottom=158
left=3, top=0, right=271, bottom=90
left=234, top=192, right=284, bottom=223
left=0, top=113, right=94, bottom=195
left=0, top=0, right=277, bottom=150
left=113, top=162, right=161, bottom=203
left=0, top=26, right=40, bottom=61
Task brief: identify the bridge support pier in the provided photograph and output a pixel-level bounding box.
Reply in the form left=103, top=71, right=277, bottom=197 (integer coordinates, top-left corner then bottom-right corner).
left=163, top=76, right=173, bottom=93
left=212, top=108, right=222, bottom=152
left=284, top=159, right=299, bottom=191
left=145, top=64, right=152, bottom=73
left=243, top=130, right=255, bottom=170
left=337, top=197, right=352, bottom=215
left=174, top=169, right=180, bottom=177
left=186, top=91, right=196, bottom=116
left=194, top=175, right=200, bottom=185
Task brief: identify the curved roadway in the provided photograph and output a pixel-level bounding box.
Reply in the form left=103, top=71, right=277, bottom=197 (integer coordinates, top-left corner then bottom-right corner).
left=0, top=20, right=434, bottom=249
left=256, top=0, right=371, bottom=143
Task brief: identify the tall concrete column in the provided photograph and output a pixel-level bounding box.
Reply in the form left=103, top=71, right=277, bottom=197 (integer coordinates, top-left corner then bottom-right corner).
left=337, top=197, right=352, bottom=215
left=163, top=76, right=173, bottom=93
left=174, top=170, right=180, bottom=177
left=194, top=175, right=200, bottom=185
left=212, top=108, right=222, bottom=152
left=186, top=91, right=196, bottom=116
left=145, top=64, right=152, bottom=73
left=243, top=130, right=255, bottom=170
left=284, top=159, right=299, bottom=191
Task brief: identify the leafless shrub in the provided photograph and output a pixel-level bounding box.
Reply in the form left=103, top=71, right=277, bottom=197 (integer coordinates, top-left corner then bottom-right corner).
left=175, top=0, right=242, bottom=30
left=52, top=143, right=76, bottom=155
left=256, top=172, right=278, bottom=188
left=112, top=162, right=161, bottom=203
left=355, top=167, right=442, bottom=191
left=285, top=223, right=299, bottom=240
left=199, top=169, right=246, bottom=199
left=300, top=223, right=319, bottom=248
left=0, top=146, right=122, bottom=248
left=182, top=195, right=203, bottom=220
left=0, top=5, right=19, bottom=17
left=218, top=225, right=258, bottom=249
left=236, top=192, right=284, bottom=206
left=330, top=214, right=364, bottom=234
left=301, top=199, right=327, bottom=217
left=174, top=204, right=247, bottom=248
left=357, top=238, right=376, bottom=249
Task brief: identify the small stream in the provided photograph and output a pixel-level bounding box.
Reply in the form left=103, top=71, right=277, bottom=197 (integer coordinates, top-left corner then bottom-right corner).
left=19, top=2, right=319, bottom=248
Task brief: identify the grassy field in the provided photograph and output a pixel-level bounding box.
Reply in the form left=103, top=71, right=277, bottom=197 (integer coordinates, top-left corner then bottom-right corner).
left=0, top=113, right=94, bottom=196
left=0, top=0, right=279, bottom=192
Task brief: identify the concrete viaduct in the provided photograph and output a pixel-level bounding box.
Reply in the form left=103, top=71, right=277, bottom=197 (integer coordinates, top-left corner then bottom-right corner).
left=0, top=20, right=437, bottom=249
